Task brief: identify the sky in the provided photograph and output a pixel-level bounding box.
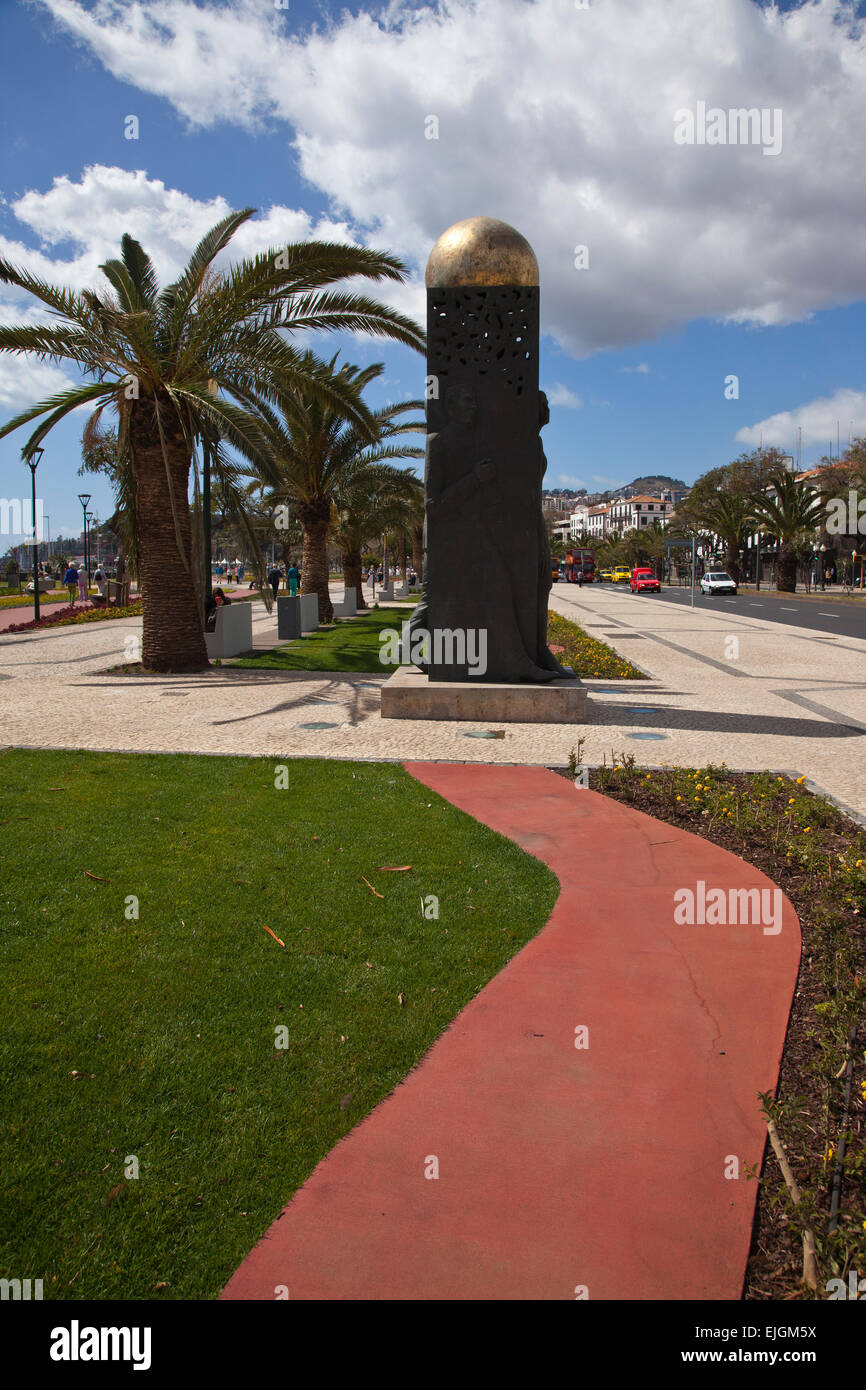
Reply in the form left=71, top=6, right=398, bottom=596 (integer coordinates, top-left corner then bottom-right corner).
left=2, top=0, right=866, bottom=543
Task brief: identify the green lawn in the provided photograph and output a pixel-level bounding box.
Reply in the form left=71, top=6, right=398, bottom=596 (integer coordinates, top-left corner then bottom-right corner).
left=232, top=607, right=406, bottom=673
left=0, top=749, right=557, bottom=1300
left=232, top=606, right=642, bottom=679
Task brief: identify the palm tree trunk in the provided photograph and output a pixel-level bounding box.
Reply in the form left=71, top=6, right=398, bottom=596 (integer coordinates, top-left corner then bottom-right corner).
left=298, top=497, right=333, bottom=622
left=725, top=545, right=741, bottom=583
left=342, top=548, right=366, bottom=610
left=130, top=399, right=208, bottom=672
left=776, top=545, right=797, bottom=592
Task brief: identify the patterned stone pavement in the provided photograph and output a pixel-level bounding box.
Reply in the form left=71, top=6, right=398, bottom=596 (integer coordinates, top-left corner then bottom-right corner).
left=1, top=584, right=864, bottom=818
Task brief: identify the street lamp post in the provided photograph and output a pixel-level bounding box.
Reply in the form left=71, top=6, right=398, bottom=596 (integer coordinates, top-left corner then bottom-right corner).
left=78, top=493, right=91, bottom=585
left=25, top=447, right=44, bottom=622
left=85, top=513, right=94, bottom=591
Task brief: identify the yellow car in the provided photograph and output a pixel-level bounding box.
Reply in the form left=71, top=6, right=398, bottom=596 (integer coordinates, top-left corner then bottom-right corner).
left=598, top=568, right=614, bottom=582
left=612, top=567, right=632, bottom=583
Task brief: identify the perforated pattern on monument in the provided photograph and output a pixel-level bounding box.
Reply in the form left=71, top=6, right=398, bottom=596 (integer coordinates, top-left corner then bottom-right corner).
left=428, top=287, right=538, bottom=397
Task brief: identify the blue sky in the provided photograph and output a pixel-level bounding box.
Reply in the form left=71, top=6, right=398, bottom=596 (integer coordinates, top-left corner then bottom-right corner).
left=2, top=0, right=866, bottom=542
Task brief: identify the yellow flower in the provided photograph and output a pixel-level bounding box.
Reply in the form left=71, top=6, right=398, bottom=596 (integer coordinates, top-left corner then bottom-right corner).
left=676, top=795, right=682, bottom=802
left=826, top=1146, right=835, bottom=1161
left=803, top=827, right=811, bottom=834
left=857, top=860, right=863, bottom=868
left=694, top=796, right=701, bottom=802
left=796, top=775, right=806, bottom=784
left=788, top=798, right=795, bottom=805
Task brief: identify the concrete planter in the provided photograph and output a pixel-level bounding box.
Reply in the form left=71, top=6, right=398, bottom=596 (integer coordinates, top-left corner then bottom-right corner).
left=299, top=593, right=319, bottom=631
left=204, top=602, right=253, bottom=659
left=333, top=586, right=358, bottom=618
left=277, top=596, right=302, bottom=640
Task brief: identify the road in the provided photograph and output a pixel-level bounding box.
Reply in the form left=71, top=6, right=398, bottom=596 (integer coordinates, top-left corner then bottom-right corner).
left=568, top=581, right=866, bottom=641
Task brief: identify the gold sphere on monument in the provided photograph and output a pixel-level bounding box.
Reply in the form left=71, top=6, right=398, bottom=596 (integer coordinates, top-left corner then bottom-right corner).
left=424, top=217, right=539, bottom=289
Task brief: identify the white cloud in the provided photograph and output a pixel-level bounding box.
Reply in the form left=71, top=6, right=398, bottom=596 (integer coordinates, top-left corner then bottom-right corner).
left=0, top=299, right=79, bottom=409
left=0, top=354, right=77, bottom=411
left=555, top=474, right=585, bottom=487
left=0, top=165, right=373, bottom=297
left=623, top=362, right=650, bottom=374
left=735, top=387, right=866, bottom=451
left=546, top=383, right=583, bottom=409
left=592, top=473, right=625, bottom=487
left=35, top=0, right=866, bottom=358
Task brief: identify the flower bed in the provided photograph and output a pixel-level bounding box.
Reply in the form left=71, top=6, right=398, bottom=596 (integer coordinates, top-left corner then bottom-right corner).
left=0, top=592, right=71, bottom=611
left=547, top=609, right=647, bottom=680
left=5, top=602, right=142, bottom=633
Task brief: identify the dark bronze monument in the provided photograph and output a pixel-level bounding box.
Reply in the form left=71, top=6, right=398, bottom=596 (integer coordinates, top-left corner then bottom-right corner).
left=410, top=217, right=574, bottom=684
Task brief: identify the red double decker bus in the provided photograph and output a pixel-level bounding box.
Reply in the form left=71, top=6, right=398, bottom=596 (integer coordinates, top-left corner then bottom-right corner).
left=563, top=548, right=595, bottom=583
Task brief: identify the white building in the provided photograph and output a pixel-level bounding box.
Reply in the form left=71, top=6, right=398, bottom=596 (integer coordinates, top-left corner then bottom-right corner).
left=584, top=504, right=611, bottom=539
left=568, top=504, right=590, bottom=538
left=607, top=495, right=672, bottom=532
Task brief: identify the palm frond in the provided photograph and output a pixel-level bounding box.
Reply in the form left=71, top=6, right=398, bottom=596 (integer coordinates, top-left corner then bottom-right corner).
left=0, top=380, right=119, bottom=448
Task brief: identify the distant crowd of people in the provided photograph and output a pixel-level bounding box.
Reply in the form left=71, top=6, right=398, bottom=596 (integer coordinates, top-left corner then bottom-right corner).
left=213, top=560, right=245, bottom=587
left=266, top=562, right=301, bottom=599
left=61, top=562, right=108, bottom=602
left=365, top=566, right=417, bottom=587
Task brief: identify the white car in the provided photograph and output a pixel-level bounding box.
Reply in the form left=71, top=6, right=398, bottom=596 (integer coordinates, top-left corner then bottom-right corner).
left=700, top=571, right=738, bottom=596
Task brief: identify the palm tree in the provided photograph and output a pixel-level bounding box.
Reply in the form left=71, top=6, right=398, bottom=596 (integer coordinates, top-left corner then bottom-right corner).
left=693, top=492, right=757, bottom=583
left=332, top=466, right=423, bottom=609
left=245, top=359, right=423, bottom=621
left=0, top=212, right=423, bottom=670
left=750, top=470, right=825, bottom=592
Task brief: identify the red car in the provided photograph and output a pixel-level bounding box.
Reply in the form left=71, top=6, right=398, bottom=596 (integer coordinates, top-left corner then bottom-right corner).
left=630, top=567, right=660, bottom=593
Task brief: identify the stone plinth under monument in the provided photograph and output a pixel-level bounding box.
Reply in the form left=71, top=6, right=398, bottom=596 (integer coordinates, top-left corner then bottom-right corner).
left=381, top=666, right=587, bottom=723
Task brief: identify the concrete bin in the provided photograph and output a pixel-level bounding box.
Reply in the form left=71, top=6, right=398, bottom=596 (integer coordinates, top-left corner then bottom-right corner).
left=205, top=602, right=253, bottom=659
left=300, top=593, right=319, bottom=631
left=333, top=586, right=357, bottom=618
left=277, top=596, right=302, bottom=640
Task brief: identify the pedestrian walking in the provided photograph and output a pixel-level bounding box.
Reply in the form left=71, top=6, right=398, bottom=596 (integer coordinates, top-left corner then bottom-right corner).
left=63, top=563, right=78, bottom=604
left=93, top=565, right=106, bottom=598
left=77, top=567, right=89, bottom=603
left=267, top=563, right=281, bottom=600
left=287, top=563, right=300, bottom=596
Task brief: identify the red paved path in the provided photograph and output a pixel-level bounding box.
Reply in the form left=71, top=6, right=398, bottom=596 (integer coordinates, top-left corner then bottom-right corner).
left=221, top=764, right=800, bottom=1301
